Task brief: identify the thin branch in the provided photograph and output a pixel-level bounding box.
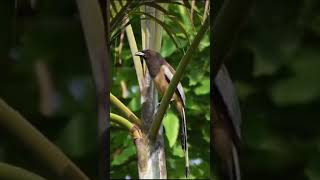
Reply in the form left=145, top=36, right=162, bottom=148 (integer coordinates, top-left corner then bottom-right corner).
left=202, top=0, right=210, bottom=25
left=111, top=0, right=145, bottom=90
left=110, top=0, right=118, bottom=14
left=110, top=1, right=136, bottom=31
left=190, top=0, right=195, bottom=24
left=34, top=60, right=57, bottom=116
left=149, top=16, right=210, bottom=139
left=212, top=0, right=253, bottom=78
left=110, top=113, right=134, bottom=130
left=124, top=18, right=145, bottom=91
left=117, top=29, right=125, bottom=66
left=0, top=163, right=47, bottom=180
left=120, top=80, right=129, bottom=98
left=0, top=99, right=89, bottom=180
left=110, top=93, right=141, bottom=126
left=110, top=113, right=143, bottom=151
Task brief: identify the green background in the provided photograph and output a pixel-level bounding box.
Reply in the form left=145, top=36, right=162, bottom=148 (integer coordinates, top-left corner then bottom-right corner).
left=214, top=0, right=320, bottom=179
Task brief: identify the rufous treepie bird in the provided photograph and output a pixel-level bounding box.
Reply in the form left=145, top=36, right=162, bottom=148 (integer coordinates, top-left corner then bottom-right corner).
left=135, top=49, right=189, bottom=177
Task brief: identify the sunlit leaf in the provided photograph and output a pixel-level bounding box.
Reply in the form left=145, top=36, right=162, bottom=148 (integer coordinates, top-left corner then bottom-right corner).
left=172, top=144, right=184, bottom=158
left=187, top=72, right=204, bottom=86
left=202, top=128, right=210, bottom=143
left=205, top=111, right=210, bottom=121
left=128, top=96, right=140, bottom=112
left=163, top=112, right=180, bottom=148
left=194, top=78, right=210, bottom=95
left=161, top=32, right=177, bottom=58
left=198, top=33, right=209, bottom=51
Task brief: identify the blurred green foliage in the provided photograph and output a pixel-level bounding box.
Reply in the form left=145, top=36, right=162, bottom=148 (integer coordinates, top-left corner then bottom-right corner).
left=216, top=0, right=320, bottom=179
left=110, top=1, right=210, bottom=179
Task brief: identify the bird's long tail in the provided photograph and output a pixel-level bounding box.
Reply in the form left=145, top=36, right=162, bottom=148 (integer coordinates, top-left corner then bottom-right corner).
left=232, top=144, right=241, bottom=180
left=223, top=143, right=240, bottom=180
left=180, top=107, right=189, bottom=177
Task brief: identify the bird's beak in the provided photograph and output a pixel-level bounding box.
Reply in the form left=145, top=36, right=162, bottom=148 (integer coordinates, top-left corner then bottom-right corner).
left=135, top=51, right=145, bottom=57
left=135, top=51, right=146, bottom=74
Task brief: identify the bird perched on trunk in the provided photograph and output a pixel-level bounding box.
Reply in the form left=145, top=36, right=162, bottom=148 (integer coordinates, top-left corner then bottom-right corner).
left=135, top=49, right=189, bottom=177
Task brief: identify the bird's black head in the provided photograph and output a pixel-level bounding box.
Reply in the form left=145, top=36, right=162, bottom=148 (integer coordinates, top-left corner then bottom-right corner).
left=135, top=49, right=163, bottom=77
left=134, top=49, right=160, bottom=60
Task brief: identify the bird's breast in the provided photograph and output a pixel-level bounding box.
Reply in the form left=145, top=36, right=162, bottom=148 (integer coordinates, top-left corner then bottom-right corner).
left=154, top=69, right=180, bottom=103
left=154, top=72, right=167, bottom=96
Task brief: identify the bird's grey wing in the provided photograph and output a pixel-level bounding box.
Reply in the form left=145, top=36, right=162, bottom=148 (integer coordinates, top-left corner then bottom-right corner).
left=214, top=65, right=242, bottom=140
left=162, top=65, right=186, bottom=106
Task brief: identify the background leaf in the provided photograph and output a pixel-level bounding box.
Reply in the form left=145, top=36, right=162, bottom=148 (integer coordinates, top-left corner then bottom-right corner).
left=163, top=112, right=180, bottom=148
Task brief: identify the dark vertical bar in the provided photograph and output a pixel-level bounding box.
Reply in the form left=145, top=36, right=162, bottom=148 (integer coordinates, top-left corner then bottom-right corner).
left=97, top=0, right=110, bottom=179
left=210, top=1, right=215, bottom=179
left=75, top=0, right=110, bottom=179
left=211, top=0, right=253, bottom=179
left=99, top=1, right=110, bottom=180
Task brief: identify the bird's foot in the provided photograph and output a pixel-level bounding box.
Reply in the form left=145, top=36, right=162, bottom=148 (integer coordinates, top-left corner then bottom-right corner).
left=156, top=103, right=161, bottom=110
left=153, top=102, right=170, bottom=117
left=153, top=103, right=161, bottom=118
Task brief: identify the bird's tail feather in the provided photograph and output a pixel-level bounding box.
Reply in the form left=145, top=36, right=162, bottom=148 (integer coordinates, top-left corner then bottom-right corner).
left=223, top=143, right=240, bottom=180
left=180, top=107, right=189, bottom=177
left=232, top=144, right=241, bottom=180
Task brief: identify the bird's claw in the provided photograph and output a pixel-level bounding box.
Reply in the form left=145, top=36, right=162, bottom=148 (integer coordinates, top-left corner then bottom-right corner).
left=153, top=103, right=169, bottom=117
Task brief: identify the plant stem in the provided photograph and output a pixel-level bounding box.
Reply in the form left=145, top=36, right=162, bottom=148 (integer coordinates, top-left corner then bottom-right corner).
left=112, top=0, right=145, bottom=91
left=202, top=0, right=210, bottom=24
left=124, top=18, right=145, bottom=91
left=149, top=16, right=210, bottom=139
left=110, top=93, right=141, bottom=126
left=0, top=99, right=89, bottom=180
left=110, top=113, right=134, bottom=130
left=0, top=163, right=47, bottom=180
